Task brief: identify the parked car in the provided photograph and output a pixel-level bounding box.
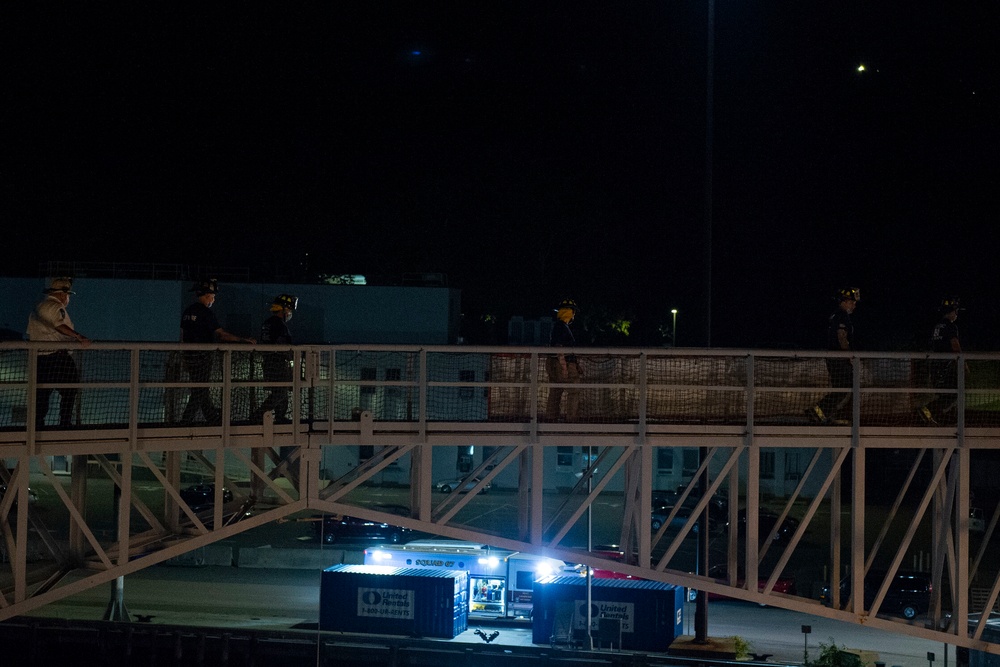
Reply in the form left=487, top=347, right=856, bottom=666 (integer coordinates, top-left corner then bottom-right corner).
left=179, top=484, right=234, bottom=511
left=969, top=507, right=986, bottom=533
left=653, top=489, right=727, bottom=529
left=435, top=477, right=492, bottom=494
left=706, top=563, right=796, bottom=604
left=567, top=545, right=644, bottom=580
left=0, top=484, right=39, bottom=508
left=313, top=505, right=412, bottom=545
left=736, top=508, right=800, bottom=542
left=821, top=569, right=931, bottom=619
left=650, top=505, right=700, bottom=533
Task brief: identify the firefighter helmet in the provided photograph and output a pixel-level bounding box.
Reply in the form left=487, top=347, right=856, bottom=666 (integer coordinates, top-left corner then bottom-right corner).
left=271, top=294, right=299, bottom=312
left=940, top=297, right=962, bottom=313
left=555, top=298, right=578, bottom=312
left=192, top=278, right=218, bottom=295
left=44, top=277, right=75, bottom=294
left=836, top=288, right=860, bottom=302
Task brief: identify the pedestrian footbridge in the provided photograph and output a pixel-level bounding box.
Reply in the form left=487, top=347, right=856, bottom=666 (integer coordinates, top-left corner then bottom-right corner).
left=2, top=342, right=1000, bottom=653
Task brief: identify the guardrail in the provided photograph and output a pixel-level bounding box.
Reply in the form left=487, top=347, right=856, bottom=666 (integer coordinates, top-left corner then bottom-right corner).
left=2, top=342, right=998, bottom=434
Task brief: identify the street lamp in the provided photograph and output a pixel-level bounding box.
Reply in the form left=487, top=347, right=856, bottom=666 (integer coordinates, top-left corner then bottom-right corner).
left=671, top=309, right=678, bottom=346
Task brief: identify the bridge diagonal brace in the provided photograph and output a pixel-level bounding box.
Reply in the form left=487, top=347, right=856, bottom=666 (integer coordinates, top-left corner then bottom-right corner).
left=651, top=447, right=731, bottom=558
left=134, top=451, right=209, bottom=534
left=36, top=457, right=114, bottom=569
left=265, top=446, right=301, bottom=486
left=541, top=445, right=621, bottom=539
left=545, top=446, right=634, bottom=549
left=865, top=448, right=927, bottom=573
left=320, top=444, right=417, bottom=504
left=764, top=448, right=839, bottom=594
left=866, top=447, right=954, bottom=618
left=434, top=446, right=517, bottom=516
left=973, top=569, right=1000, bottom=641
left=92, top=455, right=166, bottom=534
left=970, top=496, right=1000, bottom=583
left=434, top=445, right=525, bottom=525
left=654, top=448, right=739, bottom=571
left=228, top=448, right=297, bottom=505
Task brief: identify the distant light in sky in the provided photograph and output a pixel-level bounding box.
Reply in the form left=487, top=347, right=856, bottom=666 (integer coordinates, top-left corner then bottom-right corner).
left=857, top=64, right=866, bottom=72
left=411, top=50, right=422, bottom=56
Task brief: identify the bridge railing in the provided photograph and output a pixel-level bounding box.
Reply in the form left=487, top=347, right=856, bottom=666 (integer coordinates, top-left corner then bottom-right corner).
left=2, top=342, right=999, bottom=434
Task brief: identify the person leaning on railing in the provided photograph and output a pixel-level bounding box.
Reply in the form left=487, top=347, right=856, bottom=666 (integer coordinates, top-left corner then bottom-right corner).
left=27, top=277, right=92, bottom=428
left=179, top=278, right=255, bottom=425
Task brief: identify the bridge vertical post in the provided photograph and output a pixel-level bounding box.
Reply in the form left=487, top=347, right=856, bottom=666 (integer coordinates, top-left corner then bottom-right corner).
left=26, top=347, right=38, bottom=456
left=745, top=423, right=760, bottom=599
left=128, top=348, right=140, bottom=451
left=850, top=356, right=864, bottom=617
left=636, top=352, right=650, bottom=566
left=419, top=349, right=427, bottom=442
left=742, top=353, right=756, bottom=592
left=830, top=447, right=842, bottom=612
left=69, top=454, right=88, bottom=559
left=117, top=450, right=132, bottom=565
left=528, top=352, right=544, bottom=545
left=955, top=443, right=969, bottom=635
left=850, top=411, right=865, bottom=617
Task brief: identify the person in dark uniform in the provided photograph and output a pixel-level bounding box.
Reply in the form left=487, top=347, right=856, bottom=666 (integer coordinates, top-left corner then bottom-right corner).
left=253, top=294, right=297, bottom=423
left=918, top=297, right=965, bottom=425
left=808, top=288, right=860, bottom=425
left=26, top=277, right=92, bottom=428
left=546, top=298, right=582, bottom=421
left=180, top=279, right=255, bottom=425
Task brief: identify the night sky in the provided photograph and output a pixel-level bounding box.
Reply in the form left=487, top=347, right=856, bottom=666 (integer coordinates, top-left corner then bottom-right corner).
left=5, top=4, right=999, bottom=349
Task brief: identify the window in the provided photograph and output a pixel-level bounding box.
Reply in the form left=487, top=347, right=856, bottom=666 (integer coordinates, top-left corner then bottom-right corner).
left=514, top=570, right=535, bottom=590
left=682, top=449, right=699, bottom=477
left=457, top=446, right=473, bottom=473
left=785, top=452, right=803, bottom=481
left=482, top=446, right=497, bottom=470
left=657, top=448, right=674, bottom=472
left=557, top=446, right=575, bottom=468
left=761, top=451, right=775, bottom=480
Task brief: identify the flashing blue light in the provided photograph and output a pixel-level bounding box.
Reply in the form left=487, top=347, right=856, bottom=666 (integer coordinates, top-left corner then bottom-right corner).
left=411, top=50, right=422, bottom=56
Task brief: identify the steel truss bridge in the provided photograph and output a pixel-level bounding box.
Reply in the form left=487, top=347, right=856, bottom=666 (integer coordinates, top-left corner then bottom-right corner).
left=2, top=341, right=1000, bottom=653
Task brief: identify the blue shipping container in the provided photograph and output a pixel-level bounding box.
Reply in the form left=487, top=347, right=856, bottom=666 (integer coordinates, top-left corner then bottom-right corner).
left=320, top=564, right=469, bottom=639
left=532, top=576, right=684, bottom=652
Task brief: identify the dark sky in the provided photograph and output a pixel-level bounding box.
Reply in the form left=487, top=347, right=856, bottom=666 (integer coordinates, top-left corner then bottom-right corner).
left=4, top=4, right=999, bottom=348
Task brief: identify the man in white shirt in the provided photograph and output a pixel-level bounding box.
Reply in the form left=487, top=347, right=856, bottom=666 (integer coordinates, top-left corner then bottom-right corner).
left=27, top=277, right=91, bottom=428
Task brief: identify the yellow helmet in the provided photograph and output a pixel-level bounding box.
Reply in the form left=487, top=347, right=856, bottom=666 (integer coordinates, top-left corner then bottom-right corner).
left=271, top=294, right=298, bottom=312
left=555, top=298, right=578, bottom=312
left=836, top=288, right=860, bottom=302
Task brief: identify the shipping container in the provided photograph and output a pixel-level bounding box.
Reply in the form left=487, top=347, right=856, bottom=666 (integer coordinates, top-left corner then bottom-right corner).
left=320, top=564, right=468, bottom=639
left=531, top=575, right=684, bottom=652
left=365, top=540, right=567, bottom=619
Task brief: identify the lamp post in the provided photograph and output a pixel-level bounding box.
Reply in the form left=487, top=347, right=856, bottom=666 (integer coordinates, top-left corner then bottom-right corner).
left=671, top=309, right=678, bottom=346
